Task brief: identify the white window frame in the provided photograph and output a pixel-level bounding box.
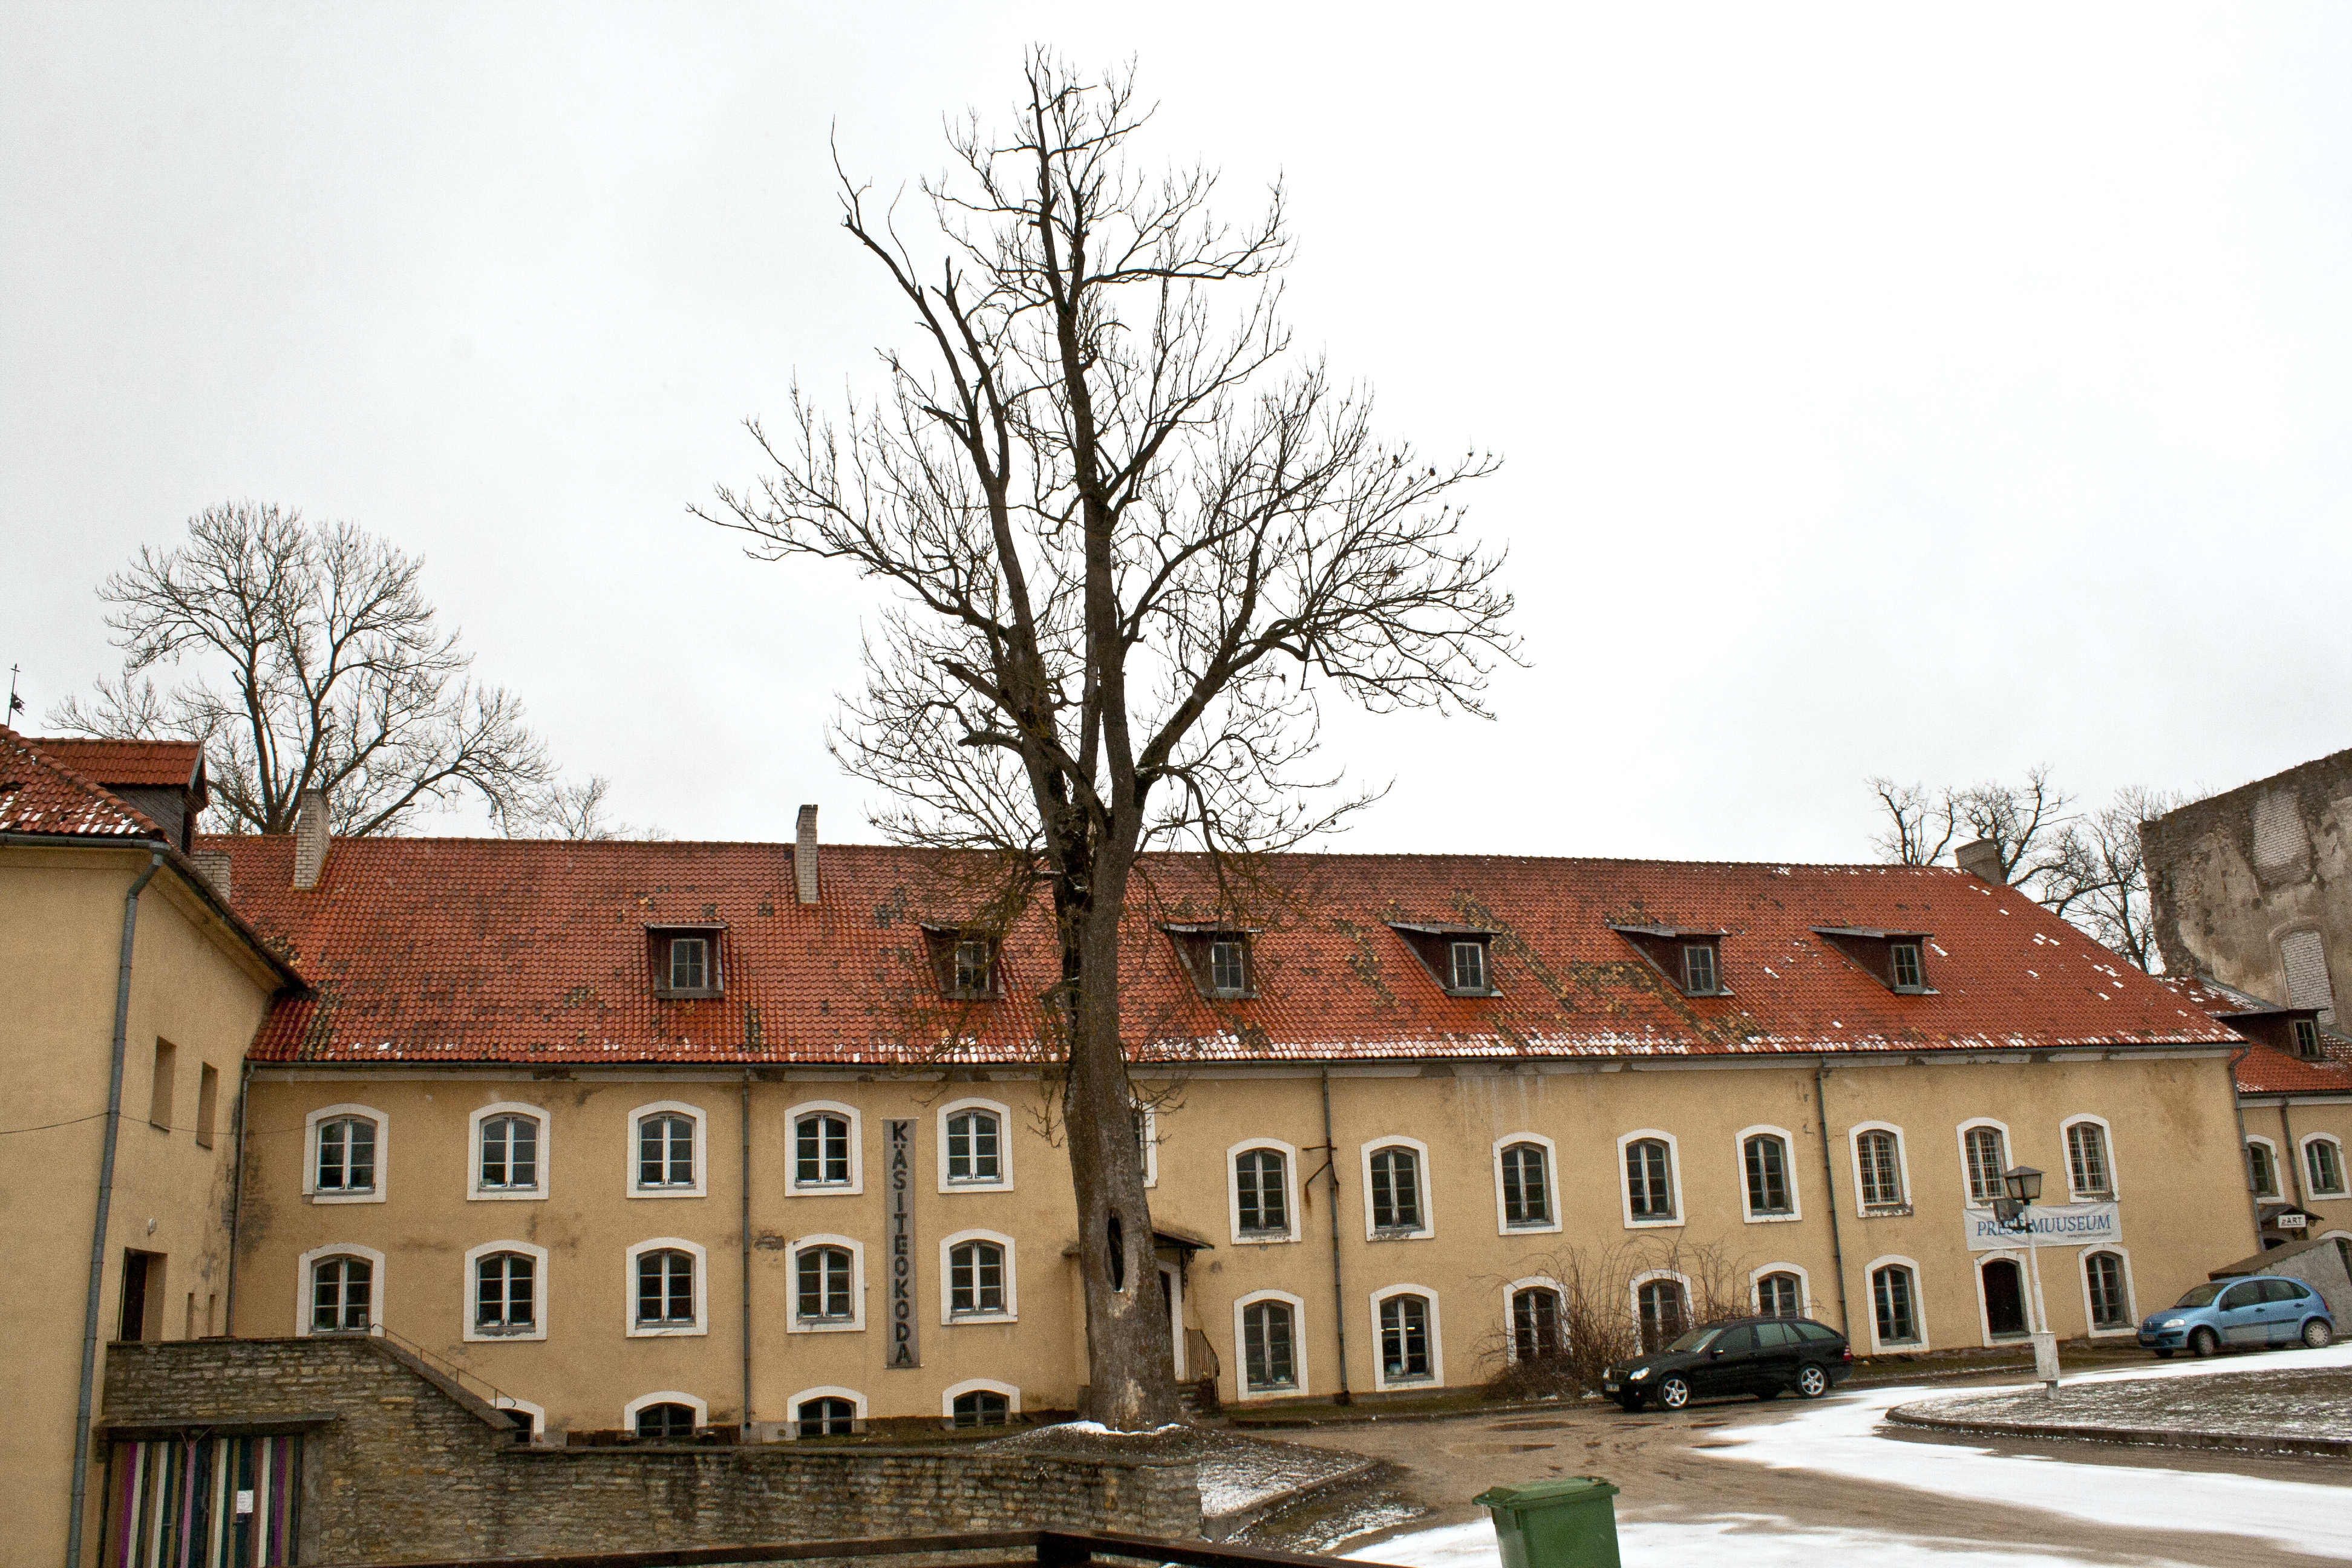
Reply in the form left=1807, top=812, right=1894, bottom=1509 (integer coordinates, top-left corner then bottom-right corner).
left=627, top=1101, right=707, bottom=1200
left=1491, top=1134, right=1562, bottom=1235
left=1970, top=1249, right=2034, bottom=1345
left=2059, top=1114, right=2118, bottom=1201
left=624, top=1236, right=709, bottom=1338
left=1747, top=1262, right=1812, bottom=1318
left=293, top=1242, right=384, bottom=1337
left=1615, top=1129, right=1684, bottom=1229
left=1863, top=1253, right=1930, bottom=1352
left=1849, top=1120, right=1913, bottom=1216
left=1232, top=1287, right=1309, bottom=1397
left=936, top=1097, right=1013, bottom=1194
left=463, top=1238, right=550, bottom=1342
left=468, top=1102, right=550, bottom=1201
left=786, top=1234, right=867, bottom=1333
left=621, top=1390, right=707, bottom=1432
left=786, top=1099, right=864, bottom=1196
left=1627, top=1267, right=1693, bottom=1342
left=1955, top=1117, right=2014, bottom=1208
left=2246, top=1135, right=2284, bottom=1198
left=1227, top=1137, right=1302, bottom=1245
left=938, top=1227, right=1018, bottom=1324
left=1501, top=1275, right=1568, bottom=1361
left=1360, top=1135, right=1435, bottom=1241
left=1734, top=1124, right=1803, bottom=1222
left=492, top=1395, right=546, bottom=1440
left=1367, top=1283, right=1444, bottom=1393
left=783, top=1385, right=868, bottom=1438
left=2302, top=1134, right=2350, bottom=1198
left=2075, top=1246, right=2138, bottom=1338
left=303, top=1104, right=388, bottom=1204
left=941, top=1377, right=1022, bottom=1420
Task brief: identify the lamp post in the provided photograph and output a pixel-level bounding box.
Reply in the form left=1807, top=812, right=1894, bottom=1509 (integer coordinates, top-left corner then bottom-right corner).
left=1991, top=1164, right=2060, bottom=1392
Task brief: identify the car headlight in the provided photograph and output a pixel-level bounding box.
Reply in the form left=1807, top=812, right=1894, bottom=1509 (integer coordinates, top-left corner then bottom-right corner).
left=1629, top=1368, right=1650, bottom=1380
left=2160, top=1318, right=2186, bottom=1328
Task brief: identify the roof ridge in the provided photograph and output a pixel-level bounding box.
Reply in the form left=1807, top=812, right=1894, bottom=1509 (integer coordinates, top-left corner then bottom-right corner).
left=1, top=725, right=169, bottom=840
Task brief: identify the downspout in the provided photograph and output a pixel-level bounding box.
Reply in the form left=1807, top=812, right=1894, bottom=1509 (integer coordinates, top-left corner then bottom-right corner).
left=1812, top=1061, right=1853, bottom=1338
left=1319, top=1068, right=1351, bottom=1405
left=224, top=1059, right=255, bottom=1332
left=2280, top=1099, right=2306, bottom=1209
left=67, top=845, right=163, bottom=1568
left=2226, top=1048, right=2263, bottom=1243
left=740, top=1068, right=754, bottom=1437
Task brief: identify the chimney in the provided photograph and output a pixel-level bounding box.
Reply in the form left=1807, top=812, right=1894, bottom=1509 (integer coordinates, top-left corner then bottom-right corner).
left=1954, top=838, right=2005, bottom=885
left=191, top=849, right=234, bottom=903
left=794, top=804, right=820, bottom=906
left=293, top=789, right=330, bottom=890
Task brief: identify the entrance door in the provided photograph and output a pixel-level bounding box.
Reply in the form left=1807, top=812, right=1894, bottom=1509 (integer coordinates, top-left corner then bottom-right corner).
left=1157, top=1265, right=1186, bottom=1379
left=1981, top=1258, right=2028, bottom=1338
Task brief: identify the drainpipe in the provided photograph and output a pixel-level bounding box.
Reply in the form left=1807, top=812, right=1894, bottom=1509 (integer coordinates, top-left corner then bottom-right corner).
left=68, top=845, right=163, bottom=1568
left=2226, top=1048, right=2263, bottom=1244
left=2279, top=1099, right=2305, bottom=1209
left=224, top=1059, right=254, bottom=1332
left=1812, top=1061, right=1854, bottom=1338
left=1319, top=1068, right=1351, bottom=1406
left=740, top=1068, right=754, bottom=1439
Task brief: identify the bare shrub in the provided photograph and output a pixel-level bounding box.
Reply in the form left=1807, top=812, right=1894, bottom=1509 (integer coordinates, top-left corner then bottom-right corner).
left=1477, top=1237, right=1757, bottom=1399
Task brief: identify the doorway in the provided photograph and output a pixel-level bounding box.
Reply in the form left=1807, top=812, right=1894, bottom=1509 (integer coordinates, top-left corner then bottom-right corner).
left=1981, top=1256, right=2028, bottom=1338
left=119, top=1250, right=165, bottom=1342
left=1157, top=1264, right=1186, bottom=1379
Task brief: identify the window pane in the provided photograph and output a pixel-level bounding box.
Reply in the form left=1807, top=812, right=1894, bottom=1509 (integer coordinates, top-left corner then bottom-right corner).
left=1892, top=944, right=1922, bottom=988
left=1627, top=1139, right=1673, bottom=1218
left=1682, top=944, right=1716, bottom=993
left=1745, top=1135, right=1789, bottom=1213
left=2085, top=1253, right=2128, bottom=1328
left=1873, top=1266, right=1916, bottom=1342
left=2067, top=1124, right=2110, bottom=1195
left=1371, top=1148, right=1420, bottom=1229
left=1380, top=1295, right=1430, bottom=1378
left=1503, top=1145, right=1549, bottom=1226
left=1238, top=1151, right=1285, bottom=1232
left=1245, top=1301, right=1296, bottom=1389
left=1965, top=1128, right=2006, bottom=1203
left=1210, top=940, right=1247, bottom=995
left=670, top=938, right=707, bottom=990
left=1449, top=941, right=1486, bottom=991
left=318, top=1120, right=345, bottom=1188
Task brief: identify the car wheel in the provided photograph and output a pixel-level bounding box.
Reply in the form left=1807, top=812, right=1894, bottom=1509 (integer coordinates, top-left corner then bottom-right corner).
left=2189, top=1327, right=2220, bottom=1359
left=1795, top=1362, right=1831, bottom=1399
left=2305, top=1318, right=2336, bottom=1349
left=2152, top=1349, right=2174, bottom=1359
left=1616, top=1393, right=1643, bottom=1413
left=1658, top=1374, right=1693, bottom=1410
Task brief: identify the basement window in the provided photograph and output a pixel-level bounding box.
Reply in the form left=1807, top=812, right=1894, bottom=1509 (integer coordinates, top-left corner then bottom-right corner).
left=647, top=924, right=725, bottom=999
left=1608, top=925, right=1731, bottom=998
left=1388, top=923, right=1501, bottom=997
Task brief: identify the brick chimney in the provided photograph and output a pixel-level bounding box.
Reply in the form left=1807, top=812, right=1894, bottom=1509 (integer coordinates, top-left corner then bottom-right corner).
left=293, top=789, right=331, bottom=890
left=794, top=804, right=819, bottom=906
left=1954, top=838, right=2005, bottom=885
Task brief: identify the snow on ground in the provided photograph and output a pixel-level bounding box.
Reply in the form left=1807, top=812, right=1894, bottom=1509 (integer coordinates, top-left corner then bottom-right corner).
left=1906, top=1362, right=2352, bottom=1444
left=981, top=1421, right=1365, bottom=1520
left=1351, top=1516, right=2205, bottom=1568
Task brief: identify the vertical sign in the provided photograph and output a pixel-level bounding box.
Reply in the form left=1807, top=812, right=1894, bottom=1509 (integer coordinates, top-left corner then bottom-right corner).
left=886, top=1119, right=920, bottom=1368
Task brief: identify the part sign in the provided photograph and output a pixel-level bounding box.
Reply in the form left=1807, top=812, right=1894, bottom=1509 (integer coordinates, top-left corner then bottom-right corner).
left=886, top=1119, right=920, bottom=1368
left=1963, top=1201, right=2120, bottom=1251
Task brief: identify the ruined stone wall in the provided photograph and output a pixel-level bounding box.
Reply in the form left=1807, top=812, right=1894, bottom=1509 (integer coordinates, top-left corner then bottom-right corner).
left=102, top=1339, right=1200, bottom=1565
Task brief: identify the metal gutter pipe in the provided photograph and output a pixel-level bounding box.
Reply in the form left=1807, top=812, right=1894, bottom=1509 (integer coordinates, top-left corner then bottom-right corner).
left=1812, top=1061, right=1854, bottom=1338
left=1320, top=1068, right=1351, bottom=1405
left=2226, top=1048, right=2264, bottom=1243
left=2280, top=1098, right=2306, bottom=1209
left=740, top=1068, right=754, bottom=1437
left=67, top=844, right=163, bottom=1568
left=224, top=1059, right=254, bottom=1333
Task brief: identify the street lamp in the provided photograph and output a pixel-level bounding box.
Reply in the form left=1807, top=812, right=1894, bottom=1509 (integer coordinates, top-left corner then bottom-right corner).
left=1993, top=1165, right=2059, bottom=1391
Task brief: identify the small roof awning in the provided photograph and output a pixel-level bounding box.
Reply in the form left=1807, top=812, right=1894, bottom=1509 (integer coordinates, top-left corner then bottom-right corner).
left=1811, top=926, right=1930, bottom=941
left=1061, top=1221, right=1216, bottom=1259
left=1158, top=921, right=1263, bottom=936
left=641, top=921, right=728, bottom=931
left=1388, top=921, right=1498, bottom=937
left=1609, top=923, right=1729, bottom=939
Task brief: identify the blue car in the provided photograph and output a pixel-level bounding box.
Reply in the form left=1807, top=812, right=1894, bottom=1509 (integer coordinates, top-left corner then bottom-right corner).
left=2138, top=1274, right=2335, bottom=1358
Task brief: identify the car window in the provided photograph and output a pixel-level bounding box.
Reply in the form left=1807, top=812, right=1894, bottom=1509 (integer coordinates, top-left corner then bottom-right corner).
left=2174, top=1283, right=2223, bottom=1308
left=2261, top=1279, right=2304, bottom=1302
left=1756, top=1321, right=1795, bottom=1348
left=1794, top=1321, right=1841, bottom=1343
left=1665, top=1327, right=1722, bottom=1353
left=2219, top=1282, right=2263, bottom=1310
left=1714, top=1326, right=1757, bottom=1353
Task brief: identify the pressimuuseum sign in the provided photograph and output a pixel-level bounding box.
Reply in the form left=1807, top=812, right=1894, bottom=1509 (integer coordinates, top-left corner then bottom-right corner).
left=1963, top=1200, right=2120, bottom=1250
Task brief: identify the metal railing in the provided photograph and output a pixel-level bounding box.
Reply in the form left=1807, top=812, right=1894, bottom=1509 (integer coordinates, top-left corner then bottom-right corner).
left=312, top=1529, right=1406, bottom=1568
left=361, top=1323, right=525, bottom=1426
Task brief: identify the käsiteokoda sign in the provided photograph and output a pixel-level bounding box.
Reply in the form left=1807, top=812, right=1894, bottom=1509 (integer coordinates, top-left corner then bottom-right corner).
left=1962, top=1200, right=2121, bottom=1251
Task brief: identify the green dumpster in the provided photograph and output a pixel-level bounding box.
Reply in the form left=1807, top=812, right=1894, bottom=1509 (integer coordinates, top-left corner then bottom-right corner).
left=1471, top=1476, right=1622, bottom=1568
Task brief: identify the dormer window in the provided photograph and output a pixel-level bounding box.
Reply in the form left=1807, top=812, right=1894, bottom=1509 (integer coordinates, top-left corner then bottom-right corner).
left=2294, top=1018, right=2322, bottom=1059
left=1161, top=923, right=1260, bottom=1000
left=1448, top=941, right=1486, bottom=993
left=954, top=940, right=994, bottom=995
left=921, top=925, right=1001, bottom=1000
left=1388, top=924, right=1500, bottom=998
left=1813, top=928, right=1934, bottom=995
left=1210, top=939, right=1249, bottom=997
left=1608, top=925, right=1729, bottom=998
left=1890, top=942, right=1923, bottom=991
left=1681, top=944, right=1717, bottom=996
left=670, top=938, right=708, bottom=991
left=648, top=925, right=725, bottom=999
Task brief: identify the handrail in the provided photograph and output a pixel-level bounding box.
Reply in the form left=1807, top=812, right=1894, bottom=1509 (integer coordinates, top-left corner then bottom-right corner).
left=309, top=1528, right=1410, bottom=1568
left=361, top=1323, right=523, bottom=1423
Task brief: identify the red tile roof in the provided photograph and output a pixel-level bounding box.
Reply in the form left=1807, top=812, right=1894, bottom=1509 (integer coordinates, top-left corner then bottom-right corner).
left=0, top=727, right=168, bottom=840
left=2157, top=976, right=2352, bottom=1097
left=25, top=736, right=204, bottom=791
left=203, top=834, right=2243, bottom=1068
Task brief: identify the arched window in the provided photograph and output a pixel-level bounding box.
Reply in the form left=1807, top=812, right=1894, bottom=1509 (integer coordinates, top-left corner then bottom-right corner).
left=1624, top=1138, right=1674, bottom=1220
left=946, top=1109, right=1001, bottom=1184
left=952, top=1389, right=1009, bottom=1427
left=1743, top=1134, right=1792, bottom=1215
left=316, top=1117, right=377, bottom=1194
left=796, top=1246, right=853, bottom=1322
left=1243, top=1299, right=1298, bottom=1391
left=2307, top=1137, right=2348, bottom=1197
left=1378, top=1293, right=1432, bottom=1381
left=474, top=1251, right=535, bottom=1333
left=480, top=1114, right=540, bottom=1191
left=1511, top=1287, right=1564, bottom=1359
left=1499, top=1143, right=1551, bottom=1228
left=949, top=1240, right=1005, bottom=1315
left=1872, top=1263, right=1919, bottom=1345
left=638, top=1114, right=696, bottom=1189
left=311, top=1255, right=372, bottom=1333
left=2065, top=1122, right=2112, bottom=1198
left=1963, top=1126, right=2007, bottom=1203
left=1235, top=1149, right=1289, bottom=1236
left=2083, top=1252, right=2129, bottom=1330
left=2249, top=1140, right=2281, bottom=1198
left=1368, top=1146, right=1422, bottom=1232
left=1755, top=1272, right=1802, bottom=1318
left=1857, top=1129, right=1905, bottom=1209
left=797, top=1396, right=857, bottom=1437
left=1636, top=1277, right=1687, bottom=1351
left=635, top=1402, right=697, bottom=1439
left=636, top=1249, right=695, bottom=1327
left=795, top=1113, right=852, bottom=1187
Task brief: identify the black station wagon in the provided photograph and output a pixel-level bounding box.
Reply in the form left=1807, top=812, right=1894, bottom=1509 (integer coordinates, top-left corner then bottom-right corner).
left=1602, top=1315, right=1854, bottom=1411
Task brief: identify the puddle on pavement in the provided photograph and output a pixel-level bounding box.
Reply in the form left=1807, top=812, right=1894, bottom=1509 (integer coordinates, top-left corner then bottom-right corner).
left=1488, top=1419, right=1573, bottom=1432
left=1444, top=1441, right=1557, bottom=1455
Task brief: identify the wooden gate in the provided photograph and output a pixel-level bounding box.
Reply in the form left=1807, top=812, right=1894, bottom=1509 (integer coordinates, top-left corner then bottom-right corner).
left=107, top=1433, right=301, bottom=1567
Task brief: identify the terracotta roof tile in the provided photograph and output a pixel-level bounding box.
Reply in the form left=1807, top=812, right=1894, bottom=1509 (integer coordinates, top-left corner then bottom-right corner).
left=24, top=736, right=204, bottom=791
left=0, top=727, right=168, bottom=840
left=2157, top=976, right=2352, bottom=1096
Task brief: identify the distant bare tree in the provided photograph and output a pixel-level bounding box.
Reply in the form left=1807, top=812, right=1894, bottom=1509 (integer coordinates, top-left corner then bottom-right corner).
left=2039, top=786, right=2185, bottom=971
left=51, top=501, right=554, bottom=835
left=701, top=56, right=1515, bottom=1426
left=520, top=774, right=670, bottom=841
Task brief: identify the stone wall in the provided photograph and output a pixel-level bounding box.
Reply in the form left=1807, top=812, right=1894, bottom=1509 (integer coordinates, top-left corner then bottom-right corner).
left=103, top=1339, right=1200, bottom=1565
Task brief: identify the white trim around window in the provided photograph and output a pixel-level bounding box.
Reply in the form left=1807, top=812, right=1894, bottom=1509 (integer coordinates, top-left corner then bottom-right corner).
left=1367, top=1283, right=1445, bottom=1393
left=783, top=1385, right=869, bottom=1437
left=1226, top=1137, right=1302, bottom=1245
left=936, top=1097, right=1013, bottom=1193
left=1955, top=1117, right=2014, bottom=1208
left=1615, top=1129, right=1685, bottom=1229
left=1627, top=1267, right=1693, bottom=1339
left=786, top=1234, right=867, bottom=1333
left=293, top=1243, right=384, bottom=1336
left=623, top=1237, right=709, bottom=1338
left=492, top=1395, right=546, bottom=1440
left=941, top=1377, right=1022, bottom=1418
left=1862, top=1253, right=1930, bottom=1353
left=463, top=1238, right=550, bottom=1342
left=1501, top=1275, right=1568, bottom=1361
left=938, top=1228, right=1019, bottom=1324
left=1848, top=1120, right=1914, bottom=1217
left=1492, top=1133, right=1562, bottom=1235
left=1735, top=1124, right=1803, bottom=1222
left=786, top=1099, right=865, bottom=1196
left=469, top=1102, right=550, bottom=1201
left=1360, top=1135, right=1435, bottom=1241
left=627, top=1101, right=708, bottom=1199
left=304, top=1104, right=388, bottom=1204
left=1233, top=1287, right=1310, bottom=1398
left=2246, top=1134, right=2284, bottom=1198
left=2302, top=1134, right=2350, bottom=1198
left=622, top=1390, right=708, bottom=1431
left=2059, top=1113, right=2118, bottom=1201
left=2076, top=1245, right=2138, bottom=1339
left=1747, top=1261, right=1812, bottom=1318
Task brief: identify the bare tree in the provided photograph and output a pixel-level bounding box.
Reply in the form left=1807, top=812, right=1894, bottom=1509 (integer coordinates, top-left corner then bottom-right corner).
left=50, top=501, right=554, bottom=835
left=2039, top=786, right=2184, bottom=970
left=520, top=774, right=671, bottom=841
left=701, top=56, right=1515, bottom=1426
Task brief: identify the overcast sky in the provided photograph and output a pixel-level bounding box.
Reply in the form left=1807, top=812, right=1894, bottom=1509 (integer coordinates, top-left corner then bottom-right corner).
left=7, top=4, right=2350, bottom=858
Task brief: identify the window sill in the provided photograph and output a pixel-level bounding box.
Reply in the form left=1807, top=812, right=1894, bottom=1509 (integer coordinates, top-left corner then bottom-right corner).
left=1624, top=1216, right=1682, bottom=1229
left=308, top=1190, right=385, bottom=1205
left=788, top=1183, right=863, bottom=1197
left=1860, top=1204, right=1914, bottom=1219
left=629, top=1186, right=707, bottom=1200
left=789, top=1318, right=864, bottom=1334
left=1368, top=1228, right=1431, bottom=1243
left=1744, top=1210, right=1801, bottom=1223
left=1233, top=1231, right=1296, bottom=1245
left=470, top=1187, right=546, bottom=1201
left=465, top=1325, right=546, bottom=1343
left=1502, top=1219, right=1561, bottom=1233
left=944, top=1312, right=1018, bottom=1325
left=627, top=1322, right=707, bottom=1338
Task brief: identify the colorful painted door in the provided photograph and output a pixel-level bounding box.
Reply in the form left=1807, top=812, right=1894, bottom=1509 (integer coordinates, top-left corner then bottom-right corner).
left=108, top=1434, right=301, bottom=1567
